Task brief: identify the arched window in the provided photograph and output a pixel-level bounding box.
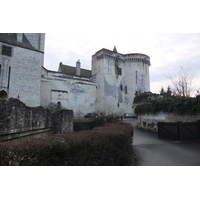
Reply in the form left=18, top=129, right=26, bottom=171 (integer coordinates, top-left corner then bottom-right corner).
left=0, top=90, right=7, bottom=98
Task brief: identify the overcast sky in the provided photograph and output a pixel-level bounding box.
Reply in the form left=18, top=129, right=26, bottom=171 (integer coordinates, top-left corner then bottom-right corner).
left=44, top=33, right=200, bottom=94
left=39, top=0, right=200, bottom=95
left=4, top=0, right=200, bottom=95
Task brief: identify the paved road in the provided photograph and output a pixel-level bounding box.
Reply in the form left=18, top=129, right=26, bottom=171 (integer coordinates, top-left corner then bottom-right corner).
left=124, top=118, right=200, bottom=166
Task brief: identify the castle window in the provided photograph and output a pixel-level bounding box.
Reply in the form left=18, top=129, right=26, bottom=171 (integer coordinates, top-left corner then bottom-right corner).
left=7, top=66, right=11, bottom=89
left=120, top=84, right=123, bottom=91
left=136, top=71, right=138, bottom=84
left=118, top=68, right=122, bottom=75
left=125, top=86, right=128, bottom=94
left=2, top=45, right=12, bottom=56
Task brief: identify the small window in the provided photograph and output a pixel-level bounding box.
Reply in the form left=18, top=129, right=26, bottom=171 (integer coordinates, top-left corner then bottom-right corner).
left=125, top=86, right=128, bottom=94
left=2, top=46, right=12, bottom=56
left=120, top=84, right=123, bottom=91
left=136, top=71, right=138, bottom=84
left=118, top=68, right=122, bottom=75
left=57, top=102, right=61, bottom=109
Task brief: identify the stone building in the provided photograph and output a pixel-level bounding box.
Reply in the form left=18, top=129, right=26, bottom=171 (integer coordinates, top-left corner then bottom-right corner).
left=0, top=33, right=45, bottom=106
left=0, top=33, right=151, bottom=118
left=41, top=61, right=97, bottom=118
left=92, top=47, right=150, bottom=116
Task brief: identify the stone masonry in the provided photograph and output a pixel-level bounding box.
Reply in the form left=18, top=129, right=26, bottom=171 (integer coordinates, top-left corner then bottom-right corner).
left=0, top=98, right=73, bottom=141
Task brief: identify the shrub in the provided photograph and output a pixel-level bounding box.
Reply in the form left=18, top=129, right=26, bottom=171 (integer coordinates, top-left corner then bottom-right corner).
left=135, top=96, right=200, bottom=115
left=0, top=122, right=134, bottom=166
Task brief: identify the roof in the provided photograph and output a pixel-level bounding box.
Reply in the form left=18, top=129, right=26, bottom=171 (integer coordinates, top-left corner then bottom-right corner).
left=59, top=64, right=92, bottom=78
left=0, top=33, right=42, bottom=52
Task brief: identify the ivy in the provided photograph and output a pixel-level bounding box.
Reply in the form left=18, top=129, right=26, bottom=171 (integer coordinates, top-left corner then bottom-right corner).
left=135, top=96, right=200, bottom=115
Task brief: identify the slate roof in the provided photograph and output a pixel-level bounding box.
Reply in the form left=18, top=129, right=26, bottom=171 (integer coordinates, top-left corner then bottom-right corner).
left=0, top=33, right=41, bottom=52
left=59, top=64, right=92, bottom=78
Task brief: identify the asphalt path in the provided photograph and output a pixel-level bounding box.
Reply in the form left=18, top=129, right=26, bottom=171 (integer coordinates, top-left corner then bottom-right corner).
left=124, top=118, right=200, bottom=166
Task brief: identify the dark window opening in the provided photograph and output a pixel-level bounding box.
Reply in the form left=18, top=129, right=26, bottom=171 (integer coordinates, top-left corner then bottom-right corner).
left=120, top=84, right=123, bottom=91
left=7, top=66, right=11, bottom=89
left=2, top=46, right=12, bottom=56
left=125, top=86, right=128, bottom=94
left=136, top=71, right=138, bottom=84
left=0, top=90, right=7, bottom=98
left=118, top=68, right=122, bottom=75
left=57, top=102, right=61, bottom=109
left=115, top=56, right=122, bottom=76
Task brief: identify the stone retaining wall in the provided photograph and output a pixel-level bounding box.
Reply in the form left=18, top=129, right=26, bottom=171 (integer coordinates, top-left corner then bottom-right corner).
left=137, top=112, right=200, bottom=132
left=0, top=98, right=73, bottom=141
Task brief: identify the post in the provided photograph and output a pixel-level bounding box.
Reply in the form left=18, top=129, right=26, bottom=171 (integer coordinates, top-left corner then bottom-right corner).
left=197, top=120, right=200, bottom=139
left=177, top=121, right=183, bottom=141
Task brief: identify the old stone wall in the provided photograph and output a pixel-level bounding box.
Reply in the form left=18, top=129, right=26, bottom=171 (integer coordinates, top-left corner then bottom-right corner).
left=92, top=48, right=150, bottom=116
left=138, top=112, right=200, bottom=132
left=41, top=68, right=97, bottom=118
left=0, top=98, right=73, bottom=141
left=52, top=109, right=73, bottom=134
left=0, top=33, right=45, bottom=107
left=0, top=42, right=43, bottom=107
left=24, top=33, right=45, bottom=52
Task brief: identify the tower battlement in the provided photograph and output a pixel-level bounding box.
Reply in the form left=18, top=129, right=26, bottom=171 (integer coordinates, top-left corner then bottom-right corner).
left=93, top=47, right=150, bottom=66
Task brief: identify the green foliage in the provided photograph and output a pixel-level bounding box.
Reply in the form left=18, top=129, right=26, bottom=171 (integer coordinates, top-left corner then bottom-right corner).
left=0, top=122, right=135, bottom=166
left=46, top=103, right=68, bottom=113
left=160, top=86, right=172, bottom=98
left=0, top=98, right=5, bottom=103
left=133, top=92, right=153, bottom=104
left=135, top=96, right=200, bottom=115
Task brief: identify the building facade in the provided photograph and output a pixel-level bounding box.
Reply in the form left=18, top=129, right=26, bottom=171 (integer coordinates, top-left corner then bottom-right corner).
left=0, top=33, right=150, bottom=118
left=41, top=61, right=97, bottom=118
left=0, top=33, right=45, bottom=106
left=92, top=47, right=150, bottom=116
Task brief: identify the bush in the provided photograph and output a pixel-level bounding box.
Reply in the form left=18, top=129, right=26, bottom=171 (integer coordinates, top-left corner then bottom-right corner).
left=0, top=122, right=134, bottom=166
left=135, top=96, right=200, bottom=115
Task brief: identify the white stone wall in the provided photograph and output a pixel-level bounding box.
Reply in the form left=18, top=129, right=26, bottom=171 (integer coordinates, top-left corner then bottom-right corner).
left=138, top=112, right=200, bottom=132
left=92, top=49, right=150, bottom=116
left=41, top=68, right=97, bottom=118
left=24, top=33, right=45, bottom=52
left=0, top=42, right=43, bottom=107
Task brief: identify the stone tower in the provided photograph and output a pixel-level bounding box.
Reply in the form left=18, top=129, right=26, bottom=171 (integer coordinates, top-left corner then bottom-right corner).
left=0, top=33, right=45, bottom=106
left=92, top=46, right=150, bottom=116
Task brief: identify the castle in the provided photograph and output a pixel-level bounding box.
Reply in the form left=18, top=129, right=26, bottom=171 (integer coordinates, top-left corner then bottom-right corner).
left=0, top=33, right=150, bottom=118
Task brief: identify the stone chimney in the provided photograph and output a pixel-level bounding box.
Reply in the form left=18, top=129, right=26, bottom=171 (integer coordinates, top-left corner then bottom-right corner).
left=76, top=60, right=81, bottom=76
left=17, top=33, right=23, bottom=43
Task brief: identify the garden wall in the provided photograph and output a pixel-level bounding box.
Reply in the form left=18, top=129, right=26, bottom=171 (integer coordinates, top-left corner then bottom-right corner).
left=137, top=112, right=200, bottom=132
left=0, top=98, right=73, bottom=141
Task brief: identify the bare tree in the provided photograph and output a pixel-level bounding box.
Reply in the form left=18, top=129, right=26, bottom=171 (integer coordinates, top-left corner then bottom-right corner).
left=168, top=67, right=195, bottom=97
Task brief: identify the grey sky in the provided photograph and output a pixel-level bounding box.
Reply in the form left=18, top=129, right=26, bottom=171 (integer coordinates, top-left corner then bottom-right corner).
left=4, top=0, right=199, bottom=94
left=44, top=33, right=200, bottom=94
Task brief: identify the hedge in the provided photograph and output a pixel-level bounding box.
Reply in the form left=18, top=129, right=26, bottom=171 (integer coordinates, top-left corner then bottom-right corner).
left=135, top=96, right=200, bottom=115
left=0, top=122, right=134, bottom=166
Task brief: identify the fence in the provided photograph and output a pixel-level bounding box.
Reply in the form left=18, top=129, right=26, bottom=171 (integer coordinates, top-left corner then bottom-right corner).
left=157, top=121, right=200, bottom=141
